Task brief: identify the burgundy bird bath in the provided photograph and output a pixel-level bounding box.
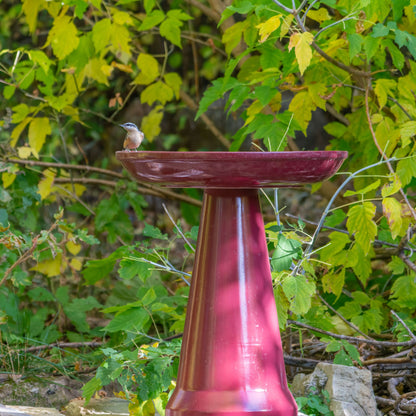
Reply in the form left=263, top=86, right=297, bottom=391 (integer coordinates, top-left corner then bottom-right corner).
left=116, top=151, right=347, bottom=416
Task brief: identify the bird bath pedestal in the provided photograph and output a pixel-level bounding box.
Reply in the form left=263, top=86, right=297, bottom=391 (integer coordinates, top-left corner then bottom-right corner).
left=116, top=151, right=347, bottom=416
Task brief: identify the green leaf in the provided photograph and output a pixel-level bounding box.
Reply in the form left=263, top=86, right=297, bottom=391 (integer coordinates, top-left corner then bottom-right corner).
left=346, top=202, right=377, bottom=255
left=119, top=258, right=153, bottom=281
left=82, top=377, right=102, bottom=403
left=139, top=10, right=165, bottom=31
left=334, top=349, right=354, bottom=366
left=347, top=33, right=362, bottom=60
left=160, top=17, right=182, bottom=47
left=271, top=234, right=302, bottom=272
left=143, top=223, right=168, bottom=240
left=164, top=72, right=182, bottom=99
left=324, top=209, right=346, bottom=227
left=222, top=21, right=245, bottom=55
left=104, top=307, right=149, bottom=332
left=282, top=274, right=315, bottom=315
left=390, top=274, right=416, bottom=309
left=0, top=208, right=8, bottom=228
left=343, top=179, right=380, bottom=196
left=372, top=23, right=389, bottom=38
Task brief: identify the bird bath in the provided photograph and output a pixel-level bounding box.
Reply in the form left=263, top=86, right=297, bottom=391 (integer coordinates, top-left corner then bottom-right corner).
left=116, top=151, right=347, bottom=416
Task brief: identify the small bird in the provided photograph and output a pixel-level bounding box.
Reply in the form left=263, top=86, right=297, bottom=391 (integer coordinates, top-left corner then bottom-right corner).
left=120, top=122, right=144, bottom=150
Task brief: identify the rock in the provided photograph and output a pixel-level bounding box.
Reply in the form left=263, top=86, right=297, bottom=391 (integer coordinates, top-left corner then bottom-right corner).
left=292, top=362, right=381, bottom=416
left=0, top=404, right=64, bottom=415
left=64, top=397, right=129, bottom=416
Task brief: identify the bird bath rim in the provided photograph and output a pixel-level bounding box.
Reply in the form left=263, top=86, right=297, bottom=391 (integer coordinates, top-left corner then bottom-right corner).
left=116, top=150, right=348, bottom=188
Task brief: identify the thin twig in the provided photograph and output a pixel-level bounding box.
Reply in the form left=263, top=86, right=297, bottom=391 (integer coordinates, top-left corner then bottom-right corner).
left=288, top=319, right=416, bottom=348
left=391, top=310, right=416, bottom=341
left=317, top=292, right=372, bottom=339
left=162, top=203, right=195, bottom=252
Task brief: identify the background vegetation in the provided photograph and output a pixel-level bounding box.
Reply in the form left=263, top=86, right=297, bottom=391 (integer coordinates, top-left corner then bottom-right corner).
left=0, top=0, right=415, bottom=414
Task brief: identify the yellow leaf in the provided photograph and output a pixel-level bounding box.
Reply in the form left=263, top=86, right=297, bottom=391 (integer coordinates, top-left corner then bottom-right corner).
left=31, top=253, right=64, bottom=277
left=141, top=81, right=174, bottom=105
left=70, top=258, right=83, bottom=271
left=256, top=15, right=282, bottom=43
left=289, top=32, right=314, bottom=74
left=280, top=14, right=294, bottom=40
left=18, top=146, right=35, bottom=159
left=38, top=171, right=55, bottom=200
left=141, top=106, right=163, bottom=142
left=22, top=0, right=43, bottom=33
left=28, top=117, right=51, bottom=157
left=2, top=172, right=16, bottom=189
left=11, top=118, right=32, bottom=148
left=307, top=8, right=331, bottom=23
left=244, top=100, right=264, bottom=125
left=375, top=118, right=400, bottom=157
left=84, top=58, right=113, bottom=86
left=45, top=14, right=80, bottom=60
left=133, top=54, right=160, bottom=85
left=308, top=83, right=326, bottom=110
left=111, top=61, right=133, bottom=73
left=382, top=197, right=403, bottom=239
left=288, top=91, right=316, bottom=132
left=381, top=174, right=402, bottom=197
left=66, top=238, right=82, bottom=255
left=164, top=73, right=182, bottom=99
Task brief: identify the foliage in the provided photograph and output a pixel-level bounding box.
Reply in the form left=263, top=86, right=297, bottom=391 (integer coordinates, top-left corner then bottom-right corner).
left=0, top=0, right=415, bottom=414
left=296, top=389, right=334, bottom=416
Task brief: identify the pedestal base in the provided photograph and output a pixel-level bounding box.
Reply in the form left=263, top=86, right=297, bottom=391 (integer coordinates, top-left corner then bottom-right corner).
left=166, top=189, right=297, bottom=416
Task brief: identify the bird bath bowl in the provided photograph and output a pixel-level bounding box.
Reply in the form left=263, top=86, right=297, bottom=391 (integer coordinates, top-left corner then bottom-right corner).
left=116, top=151, right=347, bottom=416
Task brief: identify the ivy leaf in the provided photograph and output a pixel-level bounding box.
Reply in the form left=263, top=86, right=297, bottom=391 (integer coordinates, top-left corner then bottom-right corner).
left=45, top=14, right=80, bottom=60
left=382, top=197, right=403, bottom=239
left=282, top=274, right=315, bottom=315
left=346, top=202, right=377, bottom=255
left=288, top=32, right=314, bottom=75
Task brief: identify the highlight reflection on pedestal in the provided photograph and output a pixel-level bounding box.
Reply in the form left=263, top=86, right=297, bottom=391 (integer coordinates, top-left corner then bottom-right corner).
left=116, top=151, right=347, bottom=416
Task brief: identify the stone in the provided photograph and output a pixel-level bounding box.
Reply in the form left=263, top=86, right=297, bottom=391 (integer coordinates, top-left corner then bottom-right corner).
left=64, top=397, right=129, bottom=416
left=0, top=404, right=64, bottom=416
left=292, top=362, right=381, bottom=416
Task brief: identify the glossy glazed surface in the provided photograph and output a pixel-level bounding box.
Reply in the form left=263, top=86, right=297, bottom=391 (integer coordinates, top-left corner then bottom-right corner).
left=166, top=190, right=297, bottom=415
left=116, top=151, right=347, bottom=188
